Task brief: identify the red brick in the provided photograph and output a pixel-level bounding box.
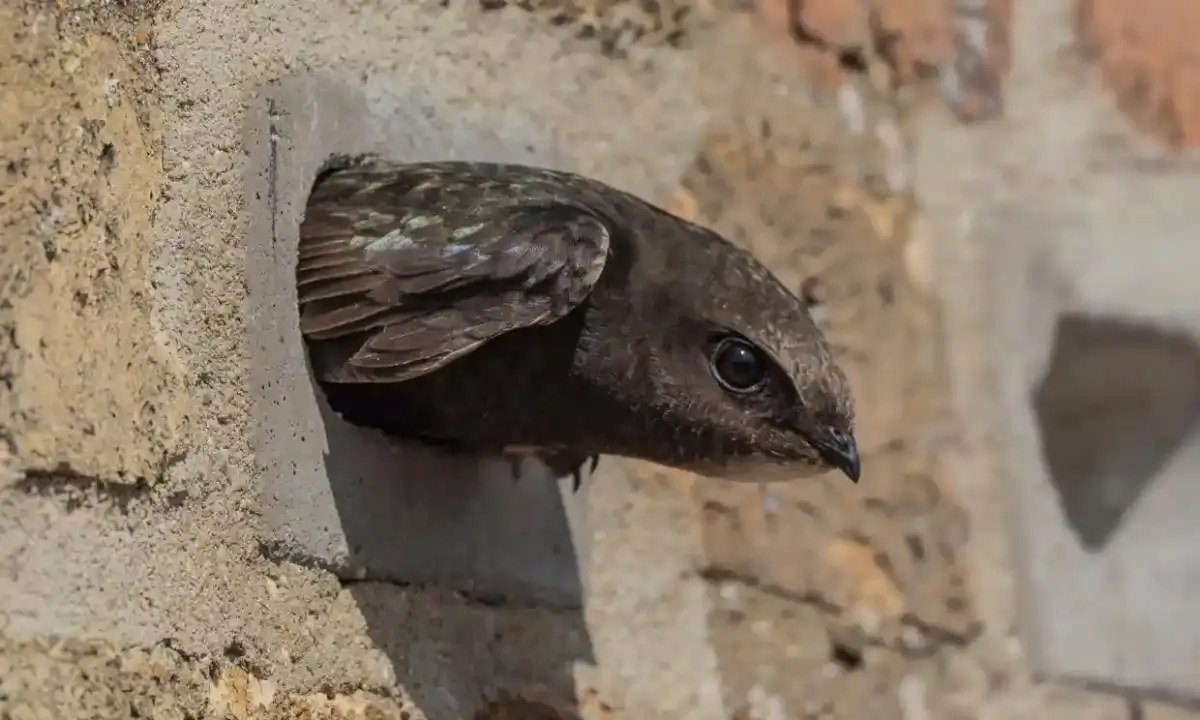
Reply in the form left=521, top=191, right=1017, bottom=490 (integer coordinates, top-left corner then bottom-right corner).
left=874, top=0, right=955, bottom=82
left=792, top=0, right=872, bottom=52
left=1077, top=0, right=1200, bottom=148
left=758, top=0, right=953, bottom=83
left=754, top=0, right=1012, bottom=122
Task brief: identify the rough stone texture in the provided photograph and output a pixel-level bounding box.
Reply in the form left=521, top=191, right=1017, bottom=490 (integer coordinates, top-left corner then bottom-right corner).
left=0, top=2, right=190, bottom=484
left=675, top=100, right=980, bottom=718
left=1076, top=0, right=1200, bottom=148
left=0, top=635, right=421, bottom=720
left=471, top=0, right=703, bottom=60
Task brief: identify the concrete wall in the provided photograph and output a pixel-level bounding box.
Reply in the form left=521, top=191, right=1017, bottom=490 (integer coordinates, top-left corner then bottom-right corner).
left=913, top=0, right=1200, bottom=709
left=2, top=0, right=1197, bottom=718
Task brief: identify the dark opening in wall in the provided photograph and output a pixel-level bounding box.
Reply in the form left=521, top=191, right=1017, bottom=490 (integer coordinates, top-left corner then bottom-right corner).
left=1031, top=314, right=1200, bottom=550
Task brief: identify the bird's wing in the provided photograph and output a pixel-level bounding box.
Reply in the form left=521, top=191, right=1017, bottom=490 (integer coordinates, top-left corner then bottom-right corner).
left=297, top=191, right=611, bottom=383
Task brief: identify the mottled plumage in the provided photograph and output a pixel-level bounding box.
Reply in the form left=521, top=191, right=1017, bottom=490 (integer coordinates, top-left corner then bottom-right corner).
left=297, top=157, right=860, bottom=487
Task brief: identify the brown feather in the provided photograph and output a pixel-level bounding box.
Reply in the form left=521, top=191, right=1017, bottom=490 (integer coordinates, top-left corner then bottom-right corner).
left=296, top=162, right=611, bottom=383
left=296, top=159, right=863, bottom=485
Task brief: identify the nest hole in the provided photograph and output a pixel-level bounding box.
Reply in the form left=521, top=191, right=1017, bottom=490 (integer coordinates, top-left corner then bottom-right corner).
left=1032, top=314, right=1200, bottom=549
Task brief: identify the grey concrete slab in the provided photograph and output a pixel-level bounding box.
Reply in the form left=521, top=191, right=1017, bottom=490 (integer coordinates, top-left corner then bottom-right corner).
left=243, top=73, right=591, bottom=608
left=916, top=0, right=1200, bottom=701
left=969, top=206, right=1200, bottom=701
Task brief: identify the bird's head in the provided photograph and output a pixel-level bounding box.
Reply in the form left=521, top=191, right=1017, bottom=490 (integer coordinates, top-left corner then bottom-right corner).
left=618, top=223, right=860, bottom=484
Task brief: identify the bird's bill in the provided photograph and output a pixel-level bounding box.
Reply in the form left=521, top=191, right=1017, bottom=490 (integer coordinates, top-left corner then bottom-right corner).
left=814, top=433, right=861, bottom=483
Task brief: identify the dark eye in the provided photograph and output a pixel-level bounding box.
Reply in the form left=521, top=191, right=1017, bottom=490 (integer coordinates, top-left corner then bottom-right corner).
left=710, top=337, right=767, bottom=392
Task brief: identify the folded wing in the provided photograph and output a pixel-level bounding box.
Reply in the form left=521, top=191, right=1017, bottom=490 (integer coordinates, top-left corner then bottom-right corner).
left=296, top=168, right=611, bottom=383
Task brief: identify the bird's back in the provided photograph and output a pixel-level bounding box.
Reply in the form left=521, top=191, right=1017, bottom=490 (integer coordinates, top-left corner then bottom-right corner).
left=298, top=160, right=655, bottom=448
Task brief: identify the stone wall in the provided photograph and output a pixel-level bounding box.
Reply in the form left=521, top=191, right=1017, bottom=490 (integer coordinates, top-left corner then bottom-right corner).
left=2, top=0, right=1197, bottom=718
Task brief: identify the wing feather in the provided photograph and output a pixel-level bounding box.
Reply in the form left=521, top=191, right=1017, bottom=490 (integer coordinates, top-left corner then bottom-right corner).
left=297, top=163, right=611, bottom=383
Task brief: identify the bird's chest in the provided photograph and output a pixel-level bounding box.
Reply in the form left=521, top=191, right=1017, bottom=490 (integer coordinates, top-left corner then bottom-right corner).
left=398, top=320, right=599, bottom=439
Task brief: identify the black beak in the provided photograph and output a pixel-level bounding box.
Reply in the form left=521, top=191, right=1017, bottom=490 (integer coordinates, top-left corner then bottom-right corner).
left=818, top=430, right=861, bottom=483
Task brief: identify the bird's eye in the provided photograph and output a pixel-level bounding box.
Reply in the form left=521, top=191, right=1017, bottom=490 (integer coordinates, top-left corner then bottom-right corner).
left=710, top=337, right=767, bottom=392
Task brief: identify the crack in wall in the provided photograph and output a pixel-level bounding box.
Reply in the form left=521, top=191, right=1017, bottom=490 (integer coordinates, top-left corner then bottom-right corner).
left=257, top=538, right=579, bottom=611
left=10, top=450, right=190, bottom=513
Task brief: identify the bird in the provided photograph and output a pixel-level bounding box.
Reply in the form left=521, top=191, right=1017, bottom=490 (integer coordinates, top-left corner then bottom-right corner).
left=295, top=157, right=861, bottom=490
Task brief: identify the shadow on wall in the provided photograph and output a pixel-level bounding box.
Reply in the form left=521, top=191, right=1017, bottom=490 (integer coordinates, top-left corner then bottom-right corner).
left=298, top=163, right=593, bottom=718
left=1032, top=315, right=1200, bottom=551
left=312, top=380, right=593, bottom=719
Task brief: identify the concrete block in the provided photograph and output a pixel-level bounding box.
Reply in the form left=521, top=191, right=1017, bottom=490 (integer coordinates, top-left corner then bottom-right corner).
left=916, top=0, right=1200, bottom=701
left=979, top=197, right=1200, bottom=702
left=244, top=73, right=590, bottom=608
